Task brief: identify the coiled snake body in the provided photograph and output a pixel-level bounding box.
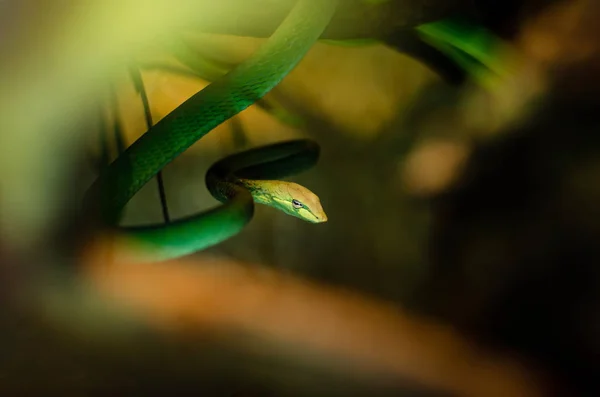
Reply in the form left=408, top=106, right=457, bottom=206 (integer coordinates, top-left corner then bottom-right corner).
left=87, top=0, right=337, bottom=260
left=87, top=0, right=503, bottom=261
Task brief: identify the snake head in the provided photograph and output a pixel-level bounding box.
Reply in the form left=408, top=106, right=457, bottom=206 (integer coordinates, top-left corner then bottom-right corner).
left=272, top=181, right=327, bottom=223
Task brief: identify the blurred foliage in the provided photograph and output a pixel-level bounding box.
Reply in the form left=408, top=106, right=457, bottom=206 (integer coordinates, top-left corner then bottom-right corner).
left=2, top=0, right=600, bottom=396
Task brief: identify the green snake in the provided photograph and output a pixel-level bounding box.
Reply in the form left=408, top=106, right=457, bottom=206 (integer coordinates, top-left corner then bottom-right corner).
left=88, top=0, right=505, bottom=262
left=87, top=0, right=337, bottom=261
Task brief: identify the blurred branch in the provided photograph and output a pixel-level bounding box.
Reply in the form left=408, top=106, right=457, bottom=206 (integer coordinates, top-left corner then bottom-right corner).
left=184, top=0, right=470, bottom=39
left=20, top=234, right=545, bottom=397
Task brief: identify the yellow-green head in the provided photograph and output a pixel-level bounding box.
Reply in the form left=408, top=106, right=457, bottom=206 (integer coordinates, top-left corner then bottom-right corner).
left=238, top=179, right=327, bottom=223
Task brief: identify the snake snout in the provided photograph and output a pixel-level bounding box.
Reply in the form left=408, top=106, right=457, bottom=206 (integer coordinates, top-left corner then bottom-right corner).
left=314, top=212, right=328, bottom=223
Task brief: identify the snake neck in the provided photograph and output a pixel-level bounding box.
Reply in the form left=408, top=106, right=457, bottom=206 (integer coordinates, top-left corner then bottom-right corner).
left=208, top=176, right=277, bottom=206
left=235, top=178, right=278, bottom=206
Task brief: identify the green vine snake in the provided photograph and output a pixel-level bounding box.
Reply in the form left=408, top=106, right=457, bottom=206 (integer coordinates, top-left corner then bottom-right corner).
left=87, top=0, right=505, bottom=262
left=87, top=0, right=337, bottom=261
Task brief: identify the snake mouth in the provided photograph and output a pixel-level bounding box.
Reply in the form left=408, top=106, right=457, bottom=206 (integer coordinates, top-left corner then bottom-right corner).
left=313, top=213, right=328, bottom=223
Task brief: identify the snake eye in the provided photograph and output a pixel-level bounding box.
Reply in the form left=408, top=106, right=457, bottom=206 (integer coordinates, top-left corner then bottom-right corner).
left=292, top=199, right=304, bottom=209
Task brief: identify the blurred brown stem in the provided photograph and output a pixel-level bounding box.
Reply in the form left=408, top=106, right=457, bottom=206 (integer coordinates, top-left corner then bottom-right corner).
left=69, top=234, right=549, bottom=397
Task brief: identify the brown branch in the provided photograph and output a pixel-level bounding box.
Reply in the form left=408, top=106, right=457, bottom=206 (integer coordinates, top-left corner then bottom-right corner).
left=66, top=234, right=549, bottom=397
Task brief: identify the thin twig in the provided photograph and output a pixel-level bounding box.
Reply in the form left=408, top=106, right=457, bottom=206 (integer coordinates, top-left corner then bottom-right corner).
left=128, top=65, right=171, bottom=223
